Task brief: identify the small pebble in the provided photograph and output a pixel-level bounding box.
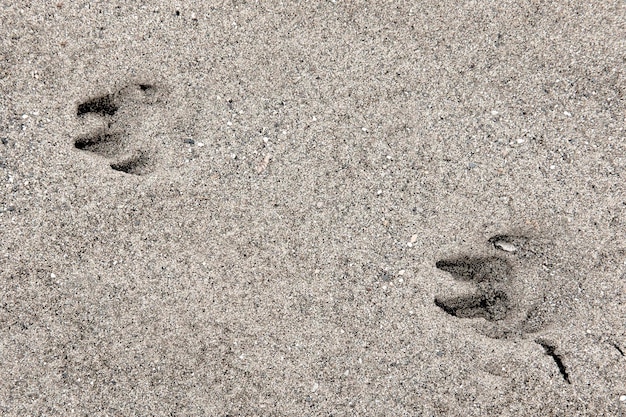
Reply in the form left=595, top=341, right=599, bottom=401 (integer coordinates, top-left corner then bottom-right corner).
left=620, top=395, right=626, bottom=402
left=184, top=138, right=194, bottom=145
left=494, top=240, right=516, bottom=252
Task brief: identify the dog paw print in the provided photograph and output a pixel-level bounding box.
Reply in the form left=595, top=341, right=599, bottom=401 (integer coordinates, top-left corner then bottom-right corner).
left=74, top=83, right=165, bottom=175
left=435, top=234, right=577, bottom=383
left=434, top=255, right=512, bottom=322
left=433, top=234, right=560, bottom=339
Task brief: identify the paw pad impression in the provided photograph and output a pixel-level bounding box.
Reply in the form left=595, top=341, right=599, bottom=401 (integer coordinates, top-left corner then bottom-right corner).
left=74, top=83, right=161, bottom=175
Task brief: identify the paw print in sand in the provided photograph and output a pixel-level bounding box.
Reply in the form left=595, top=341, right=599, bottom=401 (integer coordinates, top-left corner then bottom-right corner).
left=434, top=234, right=578, bottom=383
left=434, top=234, right=567, bottom=340
left=434, top=255, right=512, bottom=323
left=74, top=83, right=166, bottom=175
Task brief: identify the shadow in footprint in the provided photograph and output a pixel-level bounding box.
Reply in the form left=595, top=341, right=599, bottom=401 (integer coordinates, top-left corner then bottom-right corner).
left=77, top=94, right=118, bottom=117
left=74, top=131, right=124, bottom=158
left=110, top=152, right=152, bottom=176
left=138, top=83, right=154, bottom=92
left=434, top=290, right=509, bottom=321
left=435, top=256, right=511, bottom=283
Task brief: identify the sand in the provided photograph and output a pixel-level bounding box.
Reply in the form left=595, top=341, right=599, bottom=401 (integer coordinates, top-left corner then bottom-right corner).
left=1, top=1, right=625, bottom=415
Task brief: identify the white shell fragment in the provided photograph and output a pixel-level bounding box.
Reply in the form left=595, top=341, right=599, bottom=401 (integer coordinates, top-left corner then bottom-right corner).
left=494, top=240, right=517, bottom=252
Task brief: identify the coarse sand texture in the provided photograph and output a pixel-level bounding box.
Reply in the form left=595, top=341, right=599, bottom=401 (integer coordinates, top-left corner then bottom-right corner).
left=1, top=1, right=625, bottom=416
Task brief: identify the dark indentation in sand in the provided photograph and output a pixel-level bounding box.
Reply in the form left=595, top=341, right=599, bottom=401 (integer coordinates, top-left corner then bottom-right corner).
left=435, top=256, right=511, bottom=283
left=77, top=94, right=118, bottom=117
left=435, top=237, right=517, bottom=326
left=74, top=132, right=123, bottom=158
left=434, top=290, right=509, bottom=321
left=613, top=343, right=624, bottom=356
left=75, top=83, right=161, bottom=175
left=110, top=152, right=153, bottom=175
left=488, top=234, right=525, bottom=245
left=536, top=339, right=571, bottom=384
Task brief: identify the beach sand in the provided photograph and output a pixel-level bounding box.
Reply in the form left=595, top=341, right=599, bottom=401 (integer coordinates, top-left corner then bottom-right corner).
left=1, top=1, right=625, bottom=415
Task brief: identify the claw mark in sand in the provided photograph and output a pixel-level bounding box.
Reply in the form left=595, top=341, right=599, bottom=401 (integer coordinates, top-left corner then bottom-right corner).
left=536, top=339, right=571, bottom=384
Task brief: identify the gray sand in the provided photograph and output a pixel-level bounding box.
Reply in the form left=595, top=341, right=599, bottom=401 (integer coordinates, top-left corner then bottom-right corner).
left=1, top=1, right=625, bottom=415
